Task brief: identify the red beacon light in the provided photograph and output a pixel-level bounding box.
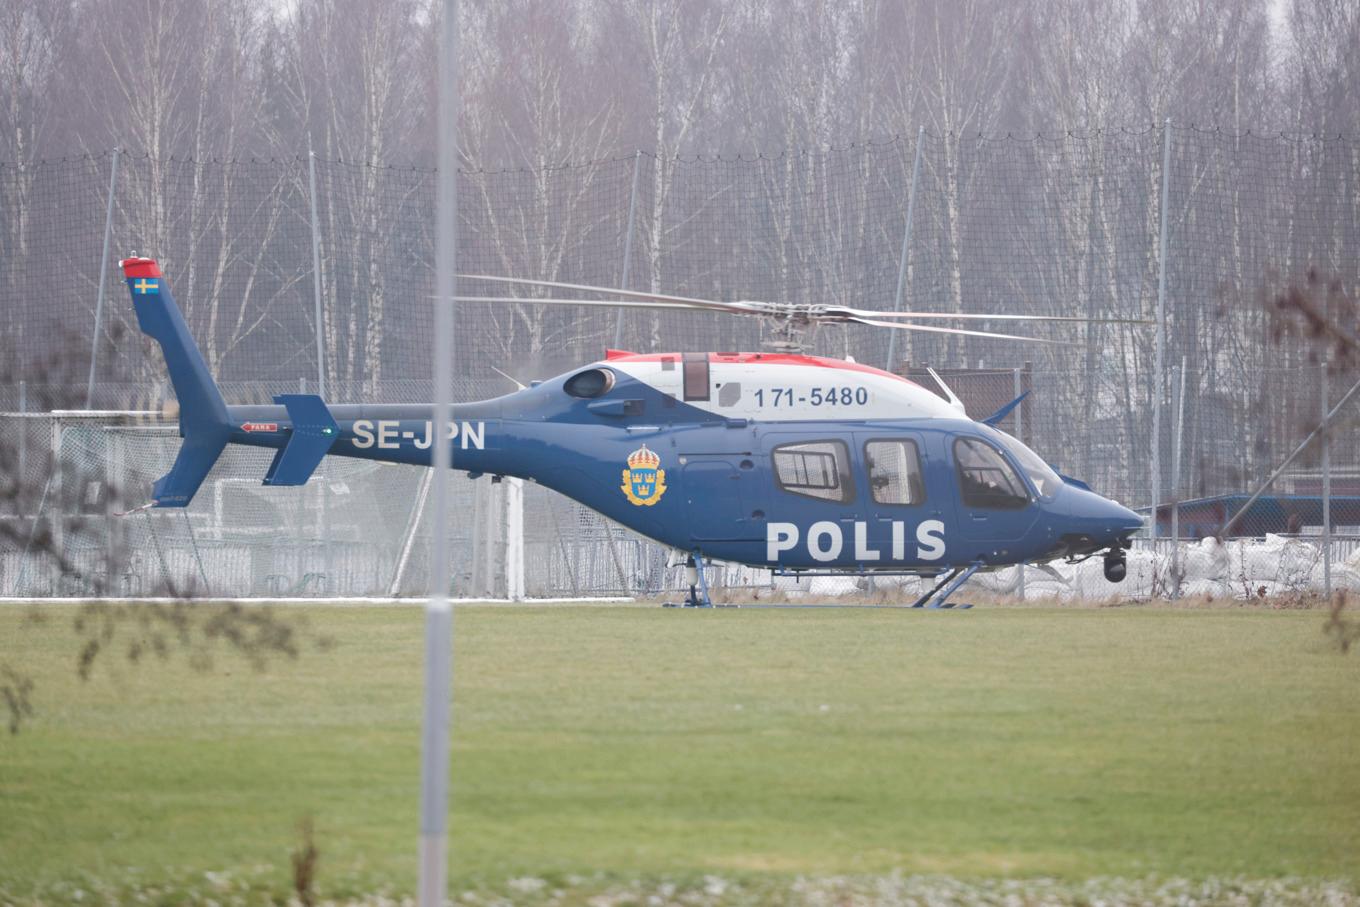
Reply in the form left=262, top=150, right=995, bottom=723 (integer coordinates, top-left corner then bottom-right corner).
left=119, top=254, right=161, bottom=278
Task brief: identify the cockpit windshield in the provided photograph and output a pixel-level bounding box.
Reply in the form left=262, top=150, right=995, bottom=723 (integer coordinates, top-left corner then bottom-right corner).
left=984, top=426, right=1062, bottom=498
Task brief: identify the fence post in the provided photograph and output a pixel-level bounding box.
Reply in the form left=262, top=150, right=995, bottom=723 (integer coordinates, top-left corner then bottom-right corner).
left=505, top=476, right=525, bottom=600
left=612, top=150, right=643, bottom=349
left=604, top=520, right=630, bottom=594
left=50, top=416, right=62, bottom=573
left=1151, top=118, right=1172, bottom=542
left=886, top=127, right=925, bottom=372
left=307, top=148, right=327, bottom=398
left=86, top=147, right=121, bottom=409
left=1171, top=358, right=1186, bottom=597
left=1322, top=362, right=1331, bottom=599
left=1013, top=366, right=1026, bottom=601
left=300, top=375, right=330, bottom=595
left=18, top=380, right=26, bottom=480
left=308, top=149, right=333, bottom=596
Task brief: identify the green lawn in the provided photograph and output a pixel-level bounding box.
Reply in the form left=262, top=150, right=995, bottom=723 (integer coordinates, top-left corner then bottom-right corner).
left=1, top=604, right=1357, bottom=902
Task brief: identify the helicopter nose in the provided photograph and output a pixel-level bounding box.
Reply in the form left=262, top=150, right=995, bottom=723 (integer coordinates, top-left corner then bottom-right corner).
left=1052, top=485, right=1144, bottom=546
left=1105, top=499, right=1145, bottom=537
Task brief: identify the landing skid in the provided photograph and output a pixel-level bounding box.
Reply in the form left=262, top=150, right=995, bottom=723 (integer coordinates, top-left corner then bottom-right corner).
left=663, top=558, right=982, bottom=610
left=909, top=563, right=981, bottom=609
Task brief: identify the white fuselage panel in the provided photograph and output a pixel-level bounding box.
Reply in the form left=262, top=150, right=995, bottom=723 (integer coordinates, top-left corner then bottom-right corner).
left=607, top=355, right=961, bottom=422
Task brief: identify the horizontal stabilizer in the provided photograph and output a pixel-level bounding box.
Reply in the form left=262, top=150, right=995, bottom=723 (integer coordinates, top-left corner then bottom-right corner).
left=263, top=394, right=339, bottom=486
left=1060, top=473, right=1092, bottom=491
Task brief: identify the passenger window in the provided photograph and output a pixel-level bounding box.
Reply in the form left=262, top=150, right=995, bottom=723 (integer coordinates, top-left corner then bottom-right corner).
left=773, top=440, right=854, bottom=503
left=954, top=438, right=1029, bottom=510
left=865, top=440, right=925, bottom=505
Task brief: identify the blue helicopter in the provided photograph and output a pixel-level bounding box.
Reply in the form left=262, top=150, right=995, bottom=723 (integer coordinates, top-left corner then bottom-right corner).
left=120, top=256, right=1144, bottom=608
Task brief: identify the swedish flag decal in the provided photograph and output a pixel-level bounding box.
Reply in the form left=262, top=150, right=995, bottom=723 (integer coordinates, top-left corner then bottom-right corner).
left=132, top=278, right=160, bottom=295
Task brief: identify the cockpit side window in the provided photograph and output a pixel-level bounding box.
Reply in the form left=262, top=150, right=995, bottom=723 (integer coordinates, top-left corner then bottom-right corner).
left=954, top=437, right=1030, bottom=510
left=986, top=426, right=1061, bottom=498
left=773, top=440, right=854, bottom=503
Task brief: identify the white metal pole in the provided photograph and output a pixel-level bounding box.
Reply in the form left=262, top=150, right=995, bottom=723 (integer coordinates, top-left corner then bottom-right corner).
left=612, top=150, right=643, bottom=349
left=86, top=147, right=121, bottom=409
left=1013, top=366, right=1026, bottom=601
left=1322, top=362, right=1332, bottom=599
left=886, top=127, right=925, bottom=372
left=1171, top=358, right=1186, bottom=597
left=420, top=0, right=458, bottom=902
left=307, top=147, right=327, bottom=398
left=1151, top=119, right=1171, bottom=542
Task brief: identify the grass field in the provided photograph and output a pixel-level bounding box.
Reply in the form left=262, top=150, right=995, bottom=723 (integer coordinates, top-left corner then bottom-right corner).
left=1, top=603, right=1358, bottom=904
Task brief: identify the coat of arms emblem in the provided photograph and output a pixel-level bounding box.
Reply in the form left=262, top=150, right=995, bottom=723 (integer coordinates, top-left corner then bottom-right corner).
left=621, top=444, right=667, bottom=506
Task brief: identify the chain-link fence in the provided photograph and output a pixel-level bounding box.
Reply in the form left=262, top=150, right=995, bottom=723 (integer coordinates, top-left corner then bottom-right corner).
left=1, top=126, right=1357, bottom=598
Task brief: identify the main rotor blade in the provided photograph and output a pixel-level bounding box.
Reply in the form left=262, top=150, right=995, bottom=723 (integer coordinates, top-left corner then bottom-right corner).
left=848, top=316, right=1074, bottom=345
left=833, top=308, right=1152, bottom=325
left=452, top=295, right=717, bottom=313
left=459, top=274, right=745, bottom=314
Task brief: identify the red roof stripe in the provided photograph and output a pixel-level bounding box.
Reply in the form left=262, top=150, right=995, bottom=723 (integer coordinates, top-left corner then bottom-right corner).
left=608, top=351, right=915, bottom=384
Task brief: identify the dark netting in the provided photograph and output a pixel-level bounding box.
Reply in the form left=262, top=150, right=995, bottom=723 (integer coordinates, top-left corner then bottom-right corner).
left=0, top=154, right=113, bottom=399
left=3, top=129, right=1360, bottom=598
left=630, top=138, right=913, bottom=363
left=1162, top=129, right=1360, bottom=511
left=311, top=158, right=440, bottom=401
left=95, top=154, right=316, bottom=397
left=457, top=154, right=637, bottom=379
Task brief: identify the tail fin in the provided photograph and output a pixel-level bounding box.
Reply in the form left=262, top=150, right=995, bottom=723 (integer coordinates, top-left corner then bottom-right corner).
left=121, top=256, right=231, bottom=507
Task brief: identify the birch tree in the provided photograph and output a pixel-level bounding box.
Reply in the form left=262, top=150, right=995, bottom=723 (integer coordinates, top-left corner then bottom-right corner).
left=271, top=0, right=430, bottom=397
left=0, top=0, right=70, bottom=359
left=604, top=0, right=730, bottom=350
left=736, top=0, right=899, bottom=322
left=460, top=0, right=620, bottom=366
left=81, top=0, right=294, bottom=384
left=912, top=0, right=1020, bottom=366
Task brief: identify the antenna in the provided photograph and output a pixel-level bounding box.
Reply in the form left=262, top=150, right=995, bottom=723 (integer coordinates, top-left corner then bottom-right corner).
left=926, top=367, right=967, bottom=416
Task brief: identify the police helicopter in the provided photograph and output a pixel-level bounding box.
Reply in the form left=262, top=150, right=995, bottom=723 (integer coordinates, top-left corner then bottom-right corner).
left=119, top=256, right=1145, bottom=608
